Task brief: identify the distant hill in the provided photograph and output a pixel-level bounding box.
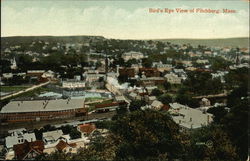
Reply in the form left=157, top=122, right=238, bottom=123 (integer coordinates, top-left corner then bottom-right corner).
left=1, top=36, right=249, bottom=48
left=1, top=35, right=105, bottom=44
left=155, top=37, right=249, bottom=48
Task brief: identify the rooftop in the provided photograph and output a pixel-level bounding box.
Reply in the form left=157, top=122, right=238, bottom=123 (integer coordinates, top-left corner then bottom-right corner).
left=1, top=99, right=85, bottom=113
left=78, top=123, right=96, bottom=135
left=43, top=130, right=63, bottom=143
left=169, top=103, right=213, bottom=129
left=5, top=132, right=36, bottom=149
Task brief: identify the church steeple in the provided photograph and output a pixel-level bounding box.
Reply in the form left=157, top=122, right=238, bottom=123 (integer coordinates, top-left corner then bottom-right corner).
left=10, top=57, right=17, bottom=70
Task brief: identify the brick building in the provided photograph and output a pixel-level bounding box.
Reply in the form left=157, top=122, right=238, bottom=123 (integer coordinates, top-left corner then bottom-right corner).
left=0, top=99, right=87, bottom=123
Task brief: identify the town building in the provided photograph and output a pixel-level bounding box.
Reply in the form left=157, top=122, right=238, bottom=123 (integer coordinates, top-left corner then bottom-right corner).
left=139, top=68, right=161, bottom=77
left=13, top=140, right=44, bottom=160
left=169, top=103, right=213, bottom=129
left=122, top=51, right=144, bottom=61
left=164, top=73, right=182, bottom=84
left=151, top=100, right=164, bottom=110
left=0, top=99, right=87, bottom=123
left=62, top=80, right=86, bottom=89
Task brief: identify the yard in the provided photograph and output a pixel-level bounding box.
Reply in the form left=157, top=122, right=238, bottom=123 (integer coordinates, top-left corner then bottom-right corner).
left=1, top=86, right=31, bottom=92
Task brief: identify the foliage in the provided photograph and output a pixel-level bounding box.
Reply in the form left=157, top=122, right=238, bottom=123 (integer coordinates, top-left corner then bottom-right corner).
left=141, top=58, right=152, bottom=68
left=129, top=100, right=146, bottom=111
left=175, top=93, right=199, bottom=108
left=151, top=88, right=163, bottom=97
left=189, top=126, right=238, bottom=161
left=209, top=56, right=232, bottom=71
left=183, top=71, right=223, bottom=95
left=207, top=107, right=227, bottom=124
left=163, top=81, right=171, bottom=91
left=61, top=125, right=81, bottom=139
left=224, top=67, right=249, bottom=89
left=221, top=97, right=248, bottom=160
left=110, top=110, right=189, bottom=160
left=158, top=94, right=173, bottom=105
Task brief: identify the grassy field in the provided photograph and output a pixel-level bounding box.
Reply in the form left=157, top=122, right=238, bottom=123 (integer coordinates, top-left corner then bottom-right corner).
left=85, top=97, right=104, bottom=102
left=1, top=86, right=30, bottom=92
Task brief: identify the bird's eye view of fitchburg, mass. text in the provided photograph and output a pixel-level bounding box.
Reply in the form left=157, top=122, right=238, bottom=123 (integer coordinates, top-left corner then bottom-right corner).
left=0, top=0, right=249, bottom=161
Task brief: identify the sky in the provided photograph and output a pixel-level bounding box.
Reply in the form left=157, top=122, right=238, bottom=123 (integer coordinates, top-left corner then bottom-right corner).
left=1, top=0, right=249, bottom=39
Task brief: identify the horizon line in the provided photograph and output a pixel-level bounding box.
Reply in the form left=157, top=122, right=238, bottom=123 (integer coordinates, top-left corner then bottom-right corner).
left=1, top=35, right=249, bottom=40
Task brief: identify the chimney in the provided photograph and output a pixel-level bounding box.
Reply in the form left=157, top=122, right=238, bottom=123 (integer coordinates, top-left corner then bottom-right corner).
left=116, top=65, right=120, bottom=76
left=190, top=117, right=192, bottom=122
left=207, top=115, right=210, bottom=124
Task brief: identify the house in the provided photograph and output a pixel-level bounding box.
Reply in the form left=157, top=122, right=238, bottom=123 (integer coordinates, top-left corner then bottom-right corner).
left=43, top=130, right=64, bottom=145
left=43, top=134, right=87, bottom=155
left=2, top=73, right=13, bottom=79
left=139, top=77, right=165, bottom=86
left=199, top=98, right=211, bottom=107
left=122, top=51, right=144, bottom=61
left=13, top=140, right=44, bottom=160
left=139, top=68, right=160, bottom=77
left=128, top=92, right=141, bottom=101
left=169, top=103, right=213, bottom=129
left=62, top=80, right=86, bottom=89
left=151, top=100, right=163, bottom=110
left=77, top=123, right=96, bottom=138
left=196, top=59, right=209, bottom=64
left=55, top=140, right=77, bottom=153
left=4, top=131, right=37, bottom=160
left=41, top=70, right=55, bottom=79
left=152, top=62, right=172, bottom=72
left=164, top=73, right=182, bottom=84
left=26, top=70, right=45, bottom=78
left=119, top=68, right=135, bottom=78
left=5, top=132, right=36, bottom=151
left=147, top=96, right=157, bottom=104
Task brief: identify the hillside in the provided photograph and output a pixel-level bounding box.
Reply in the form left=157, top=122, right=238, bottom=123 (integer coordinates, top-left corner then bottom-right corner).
left=1, top=36, right=249, bottom=48
left=155, top=37, right=249, bottom=48
left=1, top=35, right=105, bottom=44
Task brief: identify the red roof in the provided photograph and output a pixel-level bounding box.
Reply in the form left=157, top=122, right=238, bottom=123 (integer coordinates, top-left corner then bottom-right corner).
left=95, top=101, right=127, bottom=109
left=56, top=140, right=76, bottom=151
left=78, top=123, right=96, bottom=134
left=13, top=140, right=44, bottom=160
left=161, top=104, right=170, bottom=111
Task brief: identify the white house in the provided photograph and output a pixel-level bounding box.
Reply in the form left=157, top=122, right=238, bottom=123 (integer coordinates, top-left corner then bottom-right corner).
left=164, top=73, right=182, bottom=84
left=122, top=51, right=144, bottom=62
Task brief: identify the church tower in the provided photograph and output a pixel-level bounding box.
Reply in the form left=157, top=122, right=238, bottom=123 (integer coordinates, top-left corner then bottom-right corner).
left=10, top=57, right=17, bottom=70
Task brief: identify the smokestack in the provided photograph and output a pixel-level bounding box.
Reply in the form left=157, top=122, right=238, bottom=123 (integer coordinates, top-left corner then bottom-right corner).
left=116, top=65, right=120, bottom=76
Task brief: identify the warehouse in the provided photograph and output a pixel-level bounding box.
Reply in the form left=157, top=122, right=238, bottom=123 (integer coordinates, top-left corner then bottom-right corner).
left=0, top=99, right=87, bottom=123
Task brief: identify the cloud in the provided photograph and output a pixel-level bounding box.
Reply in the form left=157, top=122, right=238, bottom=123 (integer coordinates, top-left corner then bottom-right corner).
left=1, top=3, right=249, bottom=39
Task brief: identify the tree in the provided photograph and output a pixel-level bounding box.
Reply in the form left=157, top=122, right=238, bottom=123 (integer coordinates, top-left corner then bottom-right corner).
left=110, top=110, right=189, bottom=160
left=151, top=88, right=163, bottom=97
left=95, top=61, right=102, bottom=68
left=163, top=81, right=171, bottom=91
left=158, top=94, right=172, bottom=105
left=69, top=128, right=81, bottom=139
left=207, top=107, right=227, bottom=124
left=221, top=98, right=248, bottom=160
left=129, top=100, right=146, bottom=111
left=175, top=94, right=199, bottom=108
left=189, top=126, right=238, bottom=161
left=141, top=58, right=152, bottom=68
